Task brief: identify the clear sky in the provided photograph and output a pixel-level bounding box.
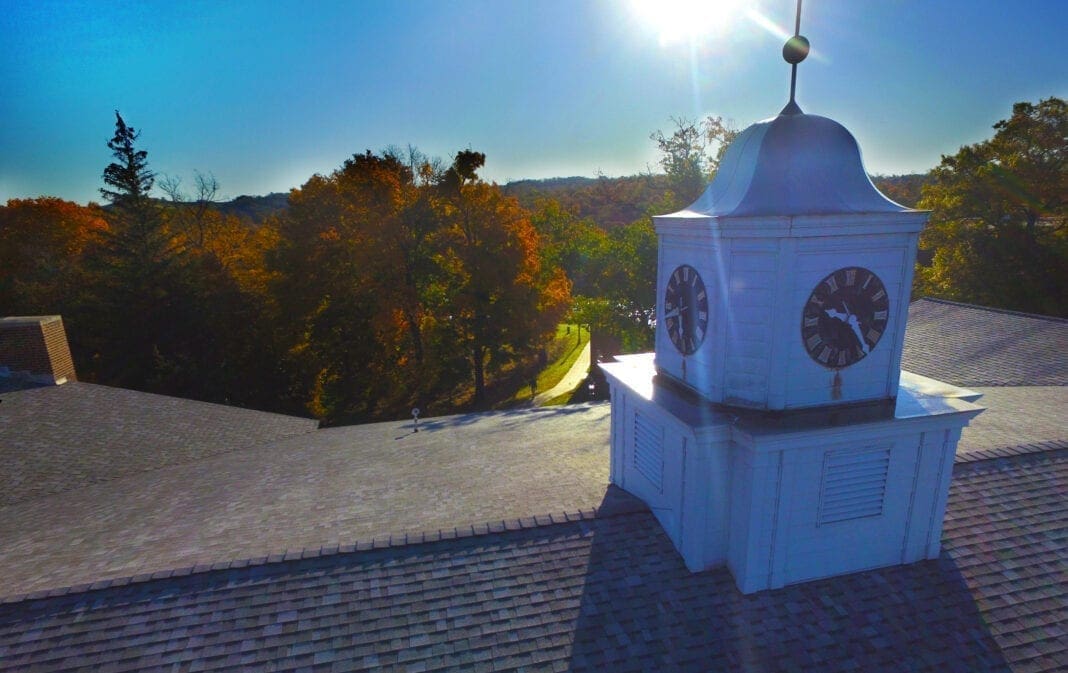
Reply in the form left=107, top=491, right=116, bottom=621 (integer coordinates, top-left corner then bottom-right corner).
left=2, top=0, right=1065, bottom=205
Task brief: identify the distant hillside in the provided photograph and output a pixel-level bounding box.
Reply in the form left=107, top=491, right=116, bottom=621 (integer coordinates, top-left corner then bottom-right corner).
left=870, top=173, right=930, bottom=208
left=142, top=192, right=290, bottom=225
left=503, top=176, right=599, bottom=193
left=216, top=192, right=289, bottom=224
left=197, top=173, right=929, bottom=230
left=504, top=174, right=674, bottom=228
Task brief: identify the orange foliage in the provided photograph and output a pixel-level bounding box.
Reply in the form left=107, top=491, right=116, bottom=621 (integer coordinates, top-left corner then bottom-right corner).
left=0, top=198, right=109, bottom=312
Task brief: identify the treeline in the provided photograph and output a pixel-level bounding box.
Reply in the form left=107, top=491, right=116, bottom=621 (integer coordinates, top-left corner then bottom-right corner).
left=914, top=98, right=1066, bottom=316
left=0, top=116, right=666, bottom=422
left=2, top=99, right=1063, bottom=421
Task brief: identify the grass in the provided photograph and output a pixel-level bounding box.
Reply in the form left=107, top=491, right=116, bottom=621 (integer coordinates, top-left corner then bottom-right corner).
left=436, top=324, right=590, bottom=413
left=504, top=324, right=590, bottom=405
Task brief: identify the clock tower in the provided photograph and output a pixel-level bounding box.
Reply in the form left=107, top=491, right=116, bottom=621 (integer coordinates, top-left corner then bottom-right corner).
left=654, top=107, right=927, bottom=410
left=601, top=11, right=983, bottom=593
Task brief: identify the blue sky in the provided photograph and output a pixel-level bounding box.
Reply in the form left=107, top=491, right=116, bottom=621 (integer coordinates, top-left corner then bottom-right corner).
left=2, top=0, right=1065, bottom=205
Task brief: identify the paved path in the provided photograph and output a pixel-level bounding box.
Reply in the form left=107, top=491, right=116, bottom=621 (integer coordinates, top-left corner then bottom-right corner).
left=533, top=341, right=591, bottom=406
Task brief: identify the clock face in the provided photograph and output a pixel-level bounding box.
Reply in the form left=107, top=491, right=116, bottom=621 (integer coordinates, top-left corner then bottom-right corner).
left=801, top=267, right=889, bottom=368
left=663, top=264, right=709, bottom=355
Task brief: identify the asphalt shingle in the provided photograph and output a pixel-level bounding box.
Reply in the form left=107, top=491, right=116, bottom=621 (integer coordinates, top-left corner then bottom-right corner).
left=902, top=299, right=1068, bottom=387
left=0, top=381, right=319, bottom=506
left=0, top=298, right=1064, bottom=671
left=0, top=403, right=612, bottom=600
left=0, top=447, right=1064, bottom=672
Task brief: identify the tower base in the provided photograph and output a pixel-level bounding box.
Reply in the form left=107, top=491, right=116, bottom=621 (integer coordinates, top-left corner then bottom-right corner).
left=600, top=353, right=983, bottom=594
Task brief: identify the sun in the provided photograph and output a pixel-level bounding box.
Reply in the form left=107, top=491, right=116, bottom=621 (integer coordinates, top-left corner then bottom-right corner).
left=629, top=0, right=749, bottom=46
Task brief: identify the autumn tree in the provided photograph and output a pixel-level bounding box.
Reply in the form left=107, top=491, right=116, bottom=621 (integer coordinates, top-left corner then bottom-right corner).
left=916, top=97, right=1067, bottom=316
left=651, top=115, right=738, bottom=208
left=71, top=112, right=284, bottom=407
left=529, top=198, right=608, bottom=297
left=0, top=198, right=108, bottom=314
left=433, top=151, right=570, bottom=405
left=272, top=151, right=433, bottom=421
left=272, top=148, right=571, bottom=420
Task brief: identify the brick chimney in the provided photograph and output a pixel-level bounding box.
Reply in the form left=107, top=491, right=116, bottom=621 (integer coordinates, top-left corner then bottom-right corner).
left=0, top=316, right=78, bottom=384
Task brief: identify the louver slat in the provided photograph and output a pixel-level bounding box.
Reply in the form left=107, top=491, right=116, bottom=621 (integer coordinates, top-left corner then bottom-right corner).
left=819, top=447, right=890, bottom=525
left=633, top=412, right=664, bottom=492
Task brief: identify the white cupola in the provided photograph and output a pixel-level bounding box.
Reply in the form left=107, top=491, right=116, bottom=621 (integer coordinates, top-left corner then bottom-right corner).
left=601, top=14, right=983, bottom=593
left=653, top=104, right=927, bottom=411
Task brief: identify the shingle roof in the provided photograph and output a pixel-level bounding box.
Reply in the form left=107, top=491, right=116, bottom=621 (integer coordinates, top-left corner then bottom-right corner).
left=903, top=298, right=1068, bottom=387
left=958, top=387, right=1068, bottom=454
left=0, top=381, right=319, bottom=506
left=0, top=402, right=611, bottom=599
left=0, top=298, right=1065, bottom=672
left=1, top=446, right=1064, bottom=673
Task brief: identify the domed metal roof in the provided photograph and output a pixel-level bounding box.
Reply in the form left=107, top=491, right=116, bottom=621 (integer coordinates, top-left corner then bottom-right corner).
left=676, top=108, right=911, bottom=218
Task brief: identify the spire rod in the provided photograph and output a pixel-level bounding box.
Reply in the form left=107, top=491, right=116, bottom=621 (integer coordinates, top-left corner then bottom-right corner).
left=781, top=0, right=810, bottom=115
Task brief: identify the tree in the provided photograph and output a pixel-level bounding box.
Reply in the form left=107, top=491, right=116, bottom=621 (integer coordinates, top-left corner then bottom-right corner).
left=599, top=218, right=658, bottom=350
left=81, top=112, right=183, bottom=386
left=433, top=151, right=570, bottom=406
left=76, top=113, right=282, bottom=407
left=916, top=97, right=1067, bottom=316
left=651, top=115, right=738, bottom=207
left=101, top=111, right=155, bottom=207
left=158, top=170, right=220, bottom=249
left=270, top=149, right=459, bottom=421
left=529, top=198, right=608, bottom=297
left=94, top=111, right=178, bottom=281
left=272, top=148, right=570, bottom=419
left=0, top=198, right=108, bottom=314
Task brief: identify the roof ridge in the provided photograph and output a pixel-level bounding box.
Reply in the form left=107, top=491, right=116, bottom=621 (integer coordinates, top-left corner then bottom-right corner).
left=915, top=296, right=1068, bottom=323
left=953, top=439, right=1068, bottom=473
left=0, top=493, right=649, bottom=606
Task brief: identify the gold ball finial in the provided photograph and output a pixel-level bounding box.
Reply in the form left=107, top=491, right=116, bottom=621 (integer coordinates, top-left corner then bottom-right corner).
left=783, top=35, right=810, bottom=65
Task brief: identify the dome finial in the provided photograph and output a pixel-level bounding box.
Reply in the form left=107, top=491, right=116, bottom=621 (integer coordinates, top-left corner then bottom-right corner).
left=781, top=0, right=809, bottom=115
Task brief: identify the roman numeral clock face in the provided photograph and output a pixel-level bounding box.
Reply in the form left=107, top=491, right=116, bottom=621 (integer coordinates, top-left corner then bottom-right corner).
left=801, top=267, right=889, bottom=368
left=664, top=264, right=709, bottom=355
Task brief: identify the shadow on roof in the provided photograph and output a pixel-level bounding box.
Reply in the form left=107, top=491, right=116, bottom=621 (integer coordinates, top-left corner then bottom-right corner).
left=566, top=489, right=1011, bottom=671
left=0, top=483, right=1021, bottom=671
left=393, top=402, right=606, bottom=439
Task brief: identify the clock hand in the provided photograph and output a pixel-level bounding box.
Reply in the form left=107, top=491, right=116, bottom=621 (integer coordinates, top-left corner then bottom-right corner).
left=846, top=313, right=869, bottom=354
left=664, top=307, right=681, bottom=319
left=827, top=303, right=870, bottom=354
left=824, top=307, right=848, bottom=322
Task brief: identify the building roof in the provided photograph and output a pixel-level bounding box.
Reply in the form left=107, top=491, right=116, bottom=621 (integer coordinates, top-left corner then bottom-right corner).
left=0, top=299, right=1065, bottom=671
left=902, top=298, right=1068, bottom=387
left=1, top=447, right=1064, bottom=673
left=0, top=381, right=318, bottom=506
left=0, top=400, right=610, bottom=599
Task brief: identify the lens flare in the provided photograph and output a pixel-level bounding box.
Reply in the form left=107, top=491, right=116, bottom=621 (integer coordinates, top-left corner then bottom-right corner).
left=630, top=0, right=747, bottom=46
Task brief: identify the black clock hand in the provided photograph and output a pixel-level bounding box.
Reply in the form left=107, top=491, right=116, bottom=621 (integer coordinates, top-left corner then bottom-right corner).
left=831, top=302, right=869, bottom=354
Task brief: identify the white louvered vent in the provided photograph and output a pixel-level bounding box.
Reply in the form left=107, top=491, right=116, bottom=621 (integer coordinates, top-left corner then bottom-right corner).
left=818, top=446, right=890, bottom=525
left=633, top=411, right=664, bottom=492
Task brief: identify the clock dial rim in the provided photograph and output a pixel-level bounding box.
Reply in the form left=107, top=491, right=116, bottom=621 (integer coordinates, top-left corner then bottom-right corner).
left=663, top=264, right=709, bottom=356
left=800, top=266, right=889, bottom=369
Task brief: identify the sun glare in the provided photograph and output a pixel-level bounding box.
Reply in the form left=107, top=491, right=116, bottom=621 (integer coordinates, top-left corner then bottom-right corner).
left=630, top=0, right=747, bottom=46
